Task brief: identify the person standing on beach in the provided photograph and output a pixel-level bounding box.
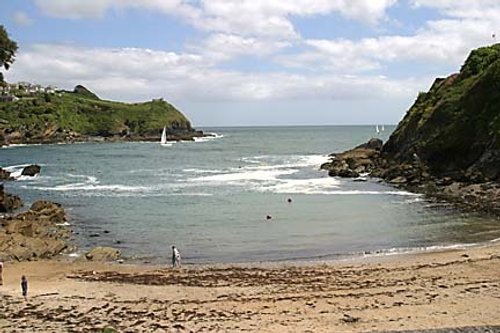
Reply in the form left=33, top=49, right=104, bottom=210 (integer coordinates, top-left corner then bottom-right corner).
left=172, top=246, right=181, bottom=268
left=21, top=275, right=28, bottom=300
left=0, top=262, right=3, bottom=286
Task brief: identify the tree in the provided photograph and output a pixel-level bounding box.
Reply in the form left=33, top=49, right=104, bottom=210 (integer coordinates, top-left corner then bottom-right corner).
left=0, top=25, right=18, bottom=83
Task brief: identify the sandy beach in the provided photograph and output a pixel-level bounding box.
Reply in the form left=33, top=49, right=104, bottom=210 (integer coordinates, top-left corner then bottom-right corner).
left=0, top=243, right=499, bottom=332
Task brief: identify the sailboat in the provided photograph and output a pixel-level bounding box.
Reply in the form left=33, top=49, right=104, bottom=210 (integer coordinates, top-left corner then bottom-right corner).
left=160, top=127, right=173, bottom=147
left=375, top=124, right=380, bottom=134
left=381, top=124, right=385, bottom=132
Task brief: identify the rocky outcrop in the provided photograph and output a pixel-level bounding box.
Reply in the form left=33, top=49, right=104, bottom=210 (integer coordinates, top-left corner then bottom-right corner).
left=320, top=138, right=384, bottom=178
left=0, top=200, right=72, bottom=261
left=0, top=184, right=23, bottom=212
left=21, top=164, right=41, bottom=176
left=322, top=45, right=500, bottom=215
left=0, top=167, right=13, bottom=180
left=384, top=44, right=500, bottom=183
left=85, top=247, right=121, bottom=262
left=73, top=84, right=100, bottom=100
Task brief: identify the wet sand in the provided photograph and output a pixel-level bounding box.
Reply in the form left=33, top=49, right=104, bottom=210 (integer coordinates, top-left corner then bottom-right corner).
left=1, top=244, right=500, bottom=332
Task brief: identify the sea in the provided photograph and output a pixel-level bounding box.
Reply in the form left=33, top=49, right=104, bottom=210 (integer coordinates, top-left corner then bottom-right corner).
left=2, top=126, right=500, bottom=264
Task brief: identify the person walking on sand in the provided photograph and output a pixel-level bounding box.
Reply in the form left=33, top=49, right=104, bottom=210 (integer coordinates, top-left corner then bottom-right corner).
left=172, top=245, right=181, bottom=268
left=21, top=275, right=28, bottom=300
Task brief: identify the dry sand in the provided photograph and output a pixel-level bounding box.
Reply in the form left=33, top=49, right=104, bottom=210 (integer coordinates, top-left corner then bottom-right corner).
left=1, top=243, right=500, bottom=332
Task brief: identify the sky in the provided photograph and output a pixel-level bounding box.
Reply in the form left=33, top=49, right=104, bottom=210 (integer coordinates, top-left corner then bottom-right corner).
left=0, top=0, right=499, bottom=126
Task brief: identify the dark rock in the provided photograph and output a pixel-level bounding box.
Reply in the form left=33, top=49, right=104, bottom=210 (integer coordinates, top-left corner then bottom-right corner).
left=0, top=168, right=13, bottom=180
left=21, top=165, right=41, bottom=177
left=355, top=138, right=383, bottom=151
left=0, top=185, right=23, bottom=212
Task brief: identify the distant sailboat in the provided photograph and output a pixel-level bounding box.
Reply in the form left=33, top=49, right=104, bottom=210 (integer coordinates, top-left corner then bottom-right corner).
left=381, top=125, right=385, bottom=132
left=376, top=124, right=380, bottom=134
left=160, top=127, right=173, bottom=147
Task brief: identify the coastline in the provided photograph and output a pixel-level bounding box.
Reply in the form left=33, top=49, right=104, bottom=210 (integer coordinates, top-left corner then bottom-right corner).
left=1, top=242, right=500, bottom=332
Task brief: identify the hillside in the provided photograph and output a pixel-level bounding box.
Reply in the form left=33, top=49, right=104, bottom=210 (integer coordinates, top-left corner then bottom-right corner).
left=321, top=44, right=500, bottom=214
left=0, top=85, right=202, bottom=145
left=384, top=44, right=500, bottom=182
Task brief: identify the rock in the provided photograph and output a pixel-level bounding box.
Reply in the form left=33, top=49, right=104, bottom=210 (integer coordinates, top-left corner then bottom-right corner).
left=85, top=247, right=121, bottom=262
left=321, top=138, right=382, bottom=178
left=21, top=165, right=41, bottom=177
left=355, top=138, right=383, bottom=151
left=389, top=176, right=407, bottom=184
left=0, top=199, right=70, bottom=261
left=0, top=168, right=13, bottom=180
left=0, top=185, right=23, bottom=212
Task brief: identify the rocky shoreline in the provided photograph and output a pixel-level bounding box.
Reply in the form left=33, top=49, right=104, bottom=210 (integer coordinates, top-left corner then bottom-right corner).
left=1, top=170, right=123, bottom=262
left=0, top=129, right=206, bottom=147
left=320, top=138, right=500, bottom=216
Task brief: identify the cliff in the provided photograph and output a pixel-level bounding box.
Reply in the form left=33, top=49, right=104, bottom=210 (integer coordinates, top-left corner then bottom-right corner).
left=0, top=85, right=202, bottom=145
left=384, top=44, right=500, bottom=182
left=322, top=44, right=500, bottom=214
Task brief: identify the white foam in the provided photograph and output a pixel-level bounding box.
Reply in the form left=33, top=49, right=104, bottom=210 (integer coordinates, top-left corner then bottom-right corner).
left=258, top=177, right=340, bottom=194
left=56, top=222, right=71, bottom=226
left=193, top=132, right=224, bottom=143
left=190, top=168, right=298, bottom=183
left=1, top=143, right=42, bottom=149
left=2, top=164, right=39, bottom=179
left=40, top=183, right=150, bottom=192
left=183, top=168, right=227, bottom=174
left=361, top=242, right=479, bottom=258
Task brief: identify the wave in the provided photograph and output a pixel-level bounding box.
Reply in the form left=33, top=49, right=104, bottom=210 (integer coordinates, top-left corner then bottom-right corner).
left=358, top=242, right=481, bottom=259
left=193, top=132, right=224, bottom=143
left=30, top=183, right=150, bottom=192
left=189, top=168, right=298, bottom=183
left=1, top=143, right=42, bottom=149
left=2, top=164, right=40, bottom=179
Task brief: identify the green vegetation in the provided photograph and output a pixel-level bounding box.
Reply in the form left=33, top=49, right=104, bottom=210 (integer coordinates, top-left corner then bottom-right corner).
left=384, top=44, right=500, bottom=181
left=0, top=25, right=18, bottom=83
left=0, top=85, right=193, bottom=144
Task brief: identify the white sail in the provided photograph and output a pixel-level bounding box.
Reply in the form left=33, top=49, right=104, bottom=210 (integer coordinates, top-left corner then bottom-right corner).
left=381, top=125, right=385, bottom=131
left=160, top=127, right=172, bottom=146
left=161, top=127, right=167, bottom=144
left=376, top=125, right=380, bottom=134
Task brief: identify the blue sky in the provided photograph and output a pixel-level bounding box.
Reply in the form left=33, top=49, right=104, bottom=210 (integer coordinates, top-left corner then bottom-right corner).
left=1, top=0, right=498, bottom=126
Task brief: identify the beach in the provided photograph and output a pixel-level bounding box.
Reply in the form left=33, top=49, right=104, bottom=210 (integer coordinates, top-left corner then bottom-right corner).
left=1, top=243, right=499, bottom=332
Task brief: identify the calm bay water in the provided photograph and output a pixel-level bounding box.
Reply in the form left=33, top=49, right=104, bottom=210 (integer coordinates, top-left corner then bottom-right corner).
left=2, top=126, right=500, bottom=264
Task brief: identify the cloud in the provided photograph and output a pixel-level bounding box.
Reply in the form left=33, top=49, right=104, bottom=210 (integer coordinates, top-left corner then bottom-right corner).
left=13, top=11, right=34, bottom=26
left=34, top=0, right=397, bottom=38
left=278, top=1, right=500, bottom=74
left=192, top=33, right=292, bottom=61
left=6, top=43, right=423, bottom=104
left=34, top=0, right=201, bottom=20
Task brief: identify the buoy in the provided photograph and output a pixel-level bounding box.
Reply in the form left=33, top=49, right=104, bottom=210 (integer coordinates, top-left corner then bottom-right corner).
left=266, top=215, right=272, bottom=220
left=287, top=198, right=292, bottom=203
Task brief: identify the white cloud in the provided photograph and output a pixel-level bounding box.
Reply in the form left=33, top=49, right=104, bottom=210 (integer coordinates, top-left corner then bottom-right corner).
left=278, top=1, right=500, bottom=74
left=13, top=11, right=34, bottom=26
left=34, top=0, right=201, bottom=20
left=192, top=33, right=292, bottom=61
left=6, top=43, right=423, bottom=104
left=34, top=0, right=397, bottom=38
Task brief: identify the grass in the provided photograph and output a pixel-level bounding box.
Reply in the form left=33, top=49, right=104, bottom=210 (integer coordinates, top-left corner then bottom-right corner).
left=384, top=44, right=500, bottom=178
left=0, top=89, right=191, bottom=139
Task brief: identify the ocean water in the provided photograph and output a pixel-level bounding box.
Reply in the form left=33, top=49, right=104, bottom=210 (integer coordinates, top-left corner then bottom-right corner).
left=2, top=126, right=500, bottom=264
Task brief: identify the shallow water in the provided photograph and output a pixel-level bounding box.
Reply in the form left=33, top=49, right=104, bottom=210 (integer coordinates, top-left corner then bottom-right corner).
left=2, top=126, right=500, bottom=263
